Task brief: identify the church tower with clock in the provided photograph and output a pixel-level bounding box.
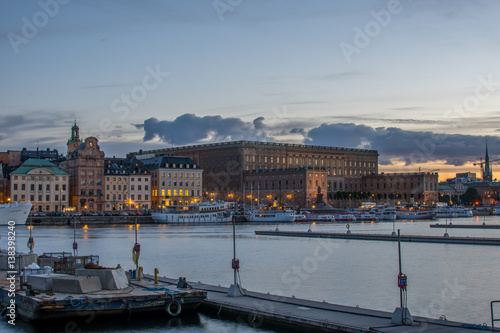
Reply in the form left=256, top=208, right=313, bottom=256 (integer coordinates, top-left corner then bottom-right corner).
left=67, top=120, right=82, bottom=155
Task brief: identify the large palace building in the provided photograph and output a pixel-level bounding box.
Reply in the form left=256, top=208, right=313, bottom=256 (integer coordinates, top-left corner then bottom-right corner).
left=129, top=141, right=378, bottom=202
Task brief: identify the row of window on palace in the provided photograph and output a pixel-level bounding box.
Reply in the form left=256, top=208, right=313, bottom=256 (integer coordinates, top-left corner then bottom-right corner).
left=241, top=155, right=376, bottom=168
left=11, top=194, right=66, bottom=202
left=200, top=155, right=376, bottom=168
left=245, top=179, right=327, bottom=189
left=242, top=165, right=374, bottom=176
left=13, top=183, right=67, bottom=191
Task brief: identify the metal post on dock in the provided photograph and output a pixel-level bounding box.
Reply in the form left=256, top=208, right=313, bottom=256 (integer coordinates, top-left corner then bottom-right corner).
left=27, top=217, right=34, bottom=253
left=444, top=216, right=449, bottom=238
left=228, top=218, right=243, bottom=297
left=391, top=229, right=413, bottom=325
left=72, top=218, right=78, bottom=256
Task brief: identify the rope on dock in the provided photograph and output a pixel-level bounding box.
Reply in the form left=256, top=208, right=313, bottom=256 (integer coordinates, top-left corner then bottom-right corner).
left=65, top=296, right=83, bottom=307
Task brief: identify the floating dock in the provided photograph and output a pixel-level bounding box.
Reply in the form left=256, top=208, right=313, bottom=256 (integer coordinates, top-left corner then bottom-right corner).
left=254, top=230, right=500, bottom=245
left=146, top=275, right=495, bottom=332
left=430, top=223, right=500, bottom=229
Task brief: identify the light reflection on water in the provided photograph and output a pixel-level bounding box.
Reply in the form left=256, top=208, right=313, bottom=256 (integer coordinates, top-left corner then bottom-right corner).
left=3, top=215, right=500, bottom=331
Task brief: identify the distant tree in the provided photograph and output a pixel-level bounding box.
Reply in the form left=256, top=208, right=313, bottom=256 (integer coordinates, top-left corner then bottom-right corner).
left=460, top=187, right=482, bottom=205
left=439, top=194, right=450, bottom=203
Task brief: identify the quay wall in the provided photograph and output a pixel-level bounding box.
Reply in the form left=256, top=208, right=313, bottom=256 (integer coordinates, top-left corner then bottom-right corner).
left=27, top=216, right=154, bottom=225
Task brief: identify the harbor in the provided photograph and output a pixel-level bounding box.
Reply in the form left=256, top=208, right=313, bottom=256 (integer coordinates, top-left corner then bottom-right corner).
left=2, top=216, right=500, bottom=332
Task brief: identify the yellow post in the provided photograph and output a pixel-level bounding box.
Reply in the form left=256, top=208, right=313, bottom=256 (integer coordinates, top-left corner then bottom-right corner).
left=154, top=268, right=159, bottom=284
left=138, top=267, right=143, bottom=281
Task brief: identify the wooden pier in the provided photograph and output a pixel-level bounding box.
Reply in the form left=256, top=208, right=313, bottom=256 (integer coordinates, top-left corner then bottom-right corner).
left=147, top=275, right=495, bottom=332
left=254, top=230, right=500, bottom=245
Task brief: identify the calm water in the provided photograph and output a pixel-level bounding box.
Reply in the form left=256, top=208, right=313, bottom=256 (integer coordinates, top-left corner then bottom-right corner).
left=2, top=215, right=500, bottom=332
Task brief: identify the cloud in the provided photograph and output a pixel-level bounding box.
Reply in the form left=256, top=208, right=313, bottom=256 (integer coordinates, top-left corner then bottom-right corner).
left=137, top=114, right=273, bottom=145
left=135, top=114, right=497, bottom=168
left=305, top=123, right=497, bottom=166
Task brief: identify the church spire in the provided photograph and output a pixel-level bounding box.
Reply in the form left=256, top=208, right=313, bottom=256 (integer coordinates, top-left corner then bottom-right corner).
left=67, top=120, right=82, bottom=155
left=483, top=140, right=492, bottom=182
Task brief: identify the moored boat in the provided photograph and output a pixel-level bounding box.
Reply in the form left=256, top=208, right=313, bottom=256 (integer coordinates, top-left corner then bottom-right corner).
left=303, top=213, right=335, bottom=222
left=368, top=206, right=397, bottom=220
left=396, top=205, right=437, bottom=220
left=248, top=209, right=296, bottom=222
left=333, top=214, right=357, bottom=222
left=151, top=201, right=232, bottom=223
left=0, top=201, right=32, bottom=225
left=0, top=266, right=206, bottom=322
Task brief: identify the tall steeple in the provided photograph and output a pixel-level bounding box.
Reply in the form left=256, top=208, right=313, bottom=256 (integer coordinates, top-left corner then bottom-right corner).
left=483, top=140, right=492, bottom=182
left=67, top=120, right=82, bottom=155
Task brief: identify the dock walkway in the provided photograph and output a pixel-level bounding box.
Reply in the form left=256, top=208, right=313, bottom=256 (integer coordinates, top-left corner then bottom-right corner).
left=430, top=223, right=500, bottom=229
left=147, top=275, right=495, bottom=332
left=254, top=230, right=500, bottom=246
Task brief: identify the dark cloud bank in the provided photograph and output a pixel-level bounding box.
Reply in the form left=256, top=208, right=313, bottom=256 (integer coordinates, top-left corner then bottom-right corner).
left=136, top=114, right=498, bottom=167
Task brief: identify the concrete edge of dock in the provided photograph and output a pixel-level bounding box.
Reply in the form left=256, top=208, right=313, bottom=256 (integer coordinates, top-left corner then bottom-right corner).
left=255, top=230, right=500, bottom=245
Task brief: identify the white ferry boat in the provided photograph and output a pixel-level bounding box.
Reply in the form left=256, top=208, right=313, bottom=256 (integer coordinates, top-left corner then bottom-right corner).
left=151, top=201, right=232, bottom=223
left=248, top=209, right=296, bottom=222
left=303, top=214, right=335, bottom=222
left=368, top=206, right=397, bottom=220
left=0, top=201, right=32, bottom=225
left=396, top=205, right=437, bottom=220
left=350, top=213, right=379, bottom=221
left=436, top=206, right=472, bottom=218
left=333, top=214, right=357, bottom=222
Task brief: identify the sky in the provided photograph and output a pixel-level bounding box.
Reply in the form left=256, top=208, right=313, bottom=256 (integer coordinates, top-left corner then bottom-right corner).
left=1, top=0, right=500, bottom=181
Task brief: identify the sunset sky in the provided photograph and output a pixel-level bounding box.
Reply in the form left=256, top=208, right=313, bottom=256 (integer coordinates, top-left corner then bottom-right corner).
left=1, top=0, right=500, bottom=181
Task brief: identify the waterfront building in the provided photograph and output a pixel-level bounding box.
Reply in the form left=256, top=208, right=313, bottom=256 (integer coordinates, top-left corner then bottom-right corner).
left=10, top=158, right=69, bottom=212
left=361, top=172, right=439, bottom=203
left=0, top=163, right=9, bottom=203
left=59, top=137, right=105, bottom=212
left=104, top=157, right=152, bottom=211
left=141, top=156, right=202, bottom=208
left=438, top=182, right=467, bottom=201
left=468, top=182, right=499, bottom=204
left=127, top=157, right=152, bottom=211
left=20, top=147, right=62, bottom=163
left=9, top=150, right=22, bottom=166
left=243, top=167, right=327, bottom=207
left=129, top=140, right=378, bottom=202
left=104, top=158, right=130, bottom=211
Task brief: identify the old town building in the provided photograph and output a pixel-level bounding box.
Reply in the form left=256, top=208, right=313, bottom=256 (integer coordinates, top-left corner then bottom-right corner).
left=130, top=140, right=378, bottom=202
left=10, top=158, right=69, bottom=212
left=104, top=157, right=151, bottom=211
left=59, top=137, right=105, bottom=212
left=142, top=156, right=202, bottom=208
